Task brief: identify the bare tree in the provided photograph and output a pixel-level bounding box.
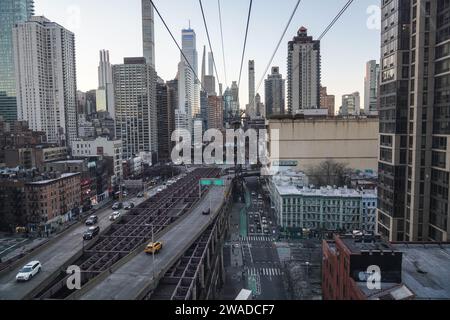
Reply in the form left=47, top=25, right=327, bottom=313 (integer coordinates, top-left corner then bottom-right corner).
left=306, top=160, right=351, bottom=187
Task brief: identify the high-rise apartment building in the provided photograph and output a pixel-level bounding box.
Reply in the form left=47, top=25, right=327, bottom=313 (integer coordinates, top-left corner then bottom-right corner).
left=287, top=27, right=321, bottom=114
left=176, top=60, right=194, bottom=134
left=255, top=93, right=265, bottom=118
left=207, top=95, right=223, bottom=131
left=112, top=57, right=157, bottom=159
left=320, top=86, right=335, bottom=117
left=265, top=67, right=286, bottom=117
left=181, top=28, right=200, bottom=118
left=156, top=78, right=174, bottom=163
left=378, top=0, right=450, bottom=242
left=142, top=0, right=155, bottom=69
left=97, top=50, right=115, bottom=118
left=247, top=60, right=256, bottom=118
left=0, top=0, right=34, bottom=123
left=364, top=60, right=380, bottom=116
left=13, top=16, right=78, bottom=146
left=339, top=92, right=361, bottom=116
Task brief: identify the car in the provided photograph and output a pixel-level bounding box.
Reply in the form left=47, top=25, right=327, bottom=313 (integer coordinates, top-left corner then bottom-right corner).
left=85, top=215, right=98, bottom=226
left=202, top=208, right=211, bottom=215
left=137, top=192, right=144, bottom=198
left=144, top=241, right=163, bottom=254
left=83, top=226, right=100, bottom=240
left=16, top=261, right=42, bottom=282
left=124, top=202, right=135, bottom=210
left=112, top=202, right=123, bottom=210
left=109, top=211, right=121, bottom=221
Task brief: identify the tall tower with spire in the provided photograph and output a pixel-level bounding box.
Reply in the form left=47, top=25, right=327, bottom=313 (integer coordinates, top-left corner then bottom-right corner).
left=142, top=0, right=155, bottom=68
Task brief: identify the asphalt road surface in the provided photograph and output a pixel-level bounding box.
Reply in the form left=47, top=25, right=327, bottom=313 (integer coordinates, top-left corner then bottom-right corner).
left=0, top=191, right=154, bottom=300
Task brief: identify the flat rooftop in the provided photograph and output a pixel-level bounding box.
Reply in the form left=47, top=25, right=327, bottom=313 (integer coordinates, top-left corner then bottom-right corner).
left=340, top=236, right=397, bottom=254
left=275, top=184, right=377, bottom=198
left=392, top=243, right=450, bottom=299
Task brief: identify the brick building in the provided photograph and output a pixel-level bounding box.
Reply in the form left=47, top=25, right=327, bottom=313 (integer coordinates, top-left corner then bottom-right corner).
left=25, top=173, right=81, bottom=232
left=323, top=234, right=450, bottom=300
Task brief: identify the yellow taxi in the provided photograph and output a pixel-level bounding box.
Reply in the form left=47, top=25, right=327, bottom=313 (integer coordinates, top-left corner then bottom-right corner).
left=144, top=241, right=163, bottom=254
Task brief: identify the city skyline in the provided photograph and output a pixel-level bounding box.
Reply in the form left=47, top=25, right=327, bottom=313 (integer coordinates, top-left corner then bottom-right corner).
left=34, top=0, right=381, bottom=108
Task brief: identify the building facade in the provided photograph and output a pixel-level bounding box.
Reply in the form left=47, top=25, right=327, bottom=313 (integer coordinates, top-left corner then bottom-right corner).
left=268, top=176, right=377, bottom=233
left=265, top=66, right=286, bottom=117
left=364, top=60, right=380, bottom=116
left=156, top=79, right=175, bottom=162
left=378, top=0, right=450, bottom=242
left=97, top=50, right=115, bottom=119
left=112, top=57, right=157, bottom=160
left=340, top=92, right=361, bottom=116
left=71, top=136, right=123, bottom=185
left=320, top=86, right=335, bottom=117
left=25, top=173, right=81, bottom=232
left=207, top=95, right=223, bottom=131
left=0, top=0, right=34, bottom=123
left=142, top=0, right=155, bottom=69
left=287, top=27, right=321, bottom=114
left=247, top=60, right=256, bottom=118
left=268, top=117, right=380, bottom=173
left=13, top=16, right=78, bottom=146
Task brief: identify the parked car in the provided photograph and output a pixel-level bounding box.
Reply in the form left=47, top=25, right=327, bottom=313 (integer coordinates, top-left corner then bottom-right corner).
left=83, top=226, right=100, bottom=240
left=144, top=241, right=163, bottom=254
left=109, top=211, right=121, bottom=221
left=124, top=202, right=135, bottom=210
left=137, top=192, right=144, bottom=198
left=85, top=215, right=98, bottom=226
left=112, top=202, right=123, bottom=210
left=16, top=261, right=42, bottom=282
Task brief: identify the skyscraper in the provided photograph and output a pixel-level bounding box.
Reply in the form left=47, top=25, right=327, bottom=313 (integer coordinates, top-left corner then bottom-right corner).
left=156, top=78, right=174, bottom=163
left=97, top=50, right=115, bottom=118
left=364, top=60, right=380, bottom=116
left=176, top=27, right=199, bottom=134
left=181, top=27, right=199, bottom=118
left=203, top=48, right=216, bottom=96
left=378, top=0, right=450, bottom=242
left=287, top=27, right=321, bottom=114
left=0, top=0, right=34, bottom=123
left=112, top=57, right=157, bottom=159
left=247, top=60, right=256, bottom=118
left=176, top=60, right=194, bottom=134
left=265, top=66, right=286, bottom=117
left=142, top=0, right=155, bottom=68
left=13, top=16, right=78, bottom=146
left=208, top=52, right=215, bottom=76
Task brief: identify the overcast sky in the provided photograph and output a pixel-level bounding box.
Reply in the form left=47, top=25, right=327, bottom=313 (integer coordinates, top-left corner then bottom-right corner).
left=35, top=0, right=381, bottom=108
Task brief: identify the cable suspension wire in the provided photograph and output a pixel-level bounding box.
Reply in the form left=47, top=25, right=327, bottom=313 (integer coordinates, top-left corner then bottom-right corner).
left=237, top=0, right=253, bottom=90
left=149, top=0, right=207, bottom=92
left=198, top=0, right=222, bottom=87
left=251, top=0, right=302, bottom=108
left=217, top=0, right=228, bottom=88
left=290, top=0, right=355, bottom=76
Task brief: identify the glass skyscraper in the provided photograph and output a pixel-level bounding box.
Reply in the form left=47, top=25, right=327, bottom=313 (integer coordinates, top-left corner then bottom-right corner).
left=0, top=0, right=34, bottom=123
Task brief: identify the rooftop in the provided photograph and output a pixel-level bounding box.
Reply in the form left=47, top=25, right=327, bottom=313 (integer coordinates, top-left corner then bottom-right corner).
left=275, top=184, right=376, bottom=198
left=392, top=243, right=450, bottom=299
left=27, top=172, right=80, bottom=185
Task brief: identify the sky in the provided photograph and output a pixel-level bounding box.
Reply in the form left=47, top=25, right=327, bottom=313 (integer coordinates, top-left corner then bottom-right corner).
left=34, top=0, right=381, bottom=109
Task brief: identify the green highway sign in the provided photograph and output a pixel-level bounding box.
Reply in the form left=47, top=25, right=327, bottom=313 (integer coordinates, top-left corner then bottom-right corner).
left=200, top=178, right=225, bottom=186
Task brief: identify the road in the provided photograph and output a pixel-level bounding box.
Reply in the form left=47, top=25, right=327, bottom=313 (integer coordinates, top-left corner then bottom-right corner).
left=221, top=176, right=286, bottom=300
left=0, top=187, right=162, bottom=300
left=80, top=184, right=229, bottom=300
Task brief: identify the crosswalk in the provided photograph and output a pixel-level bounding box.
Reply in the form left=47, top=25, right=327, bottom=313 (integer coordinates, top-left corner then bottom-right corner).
left=241, top=236, right=273, bottom=242
left=247, top=267, right=284, bottom=277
